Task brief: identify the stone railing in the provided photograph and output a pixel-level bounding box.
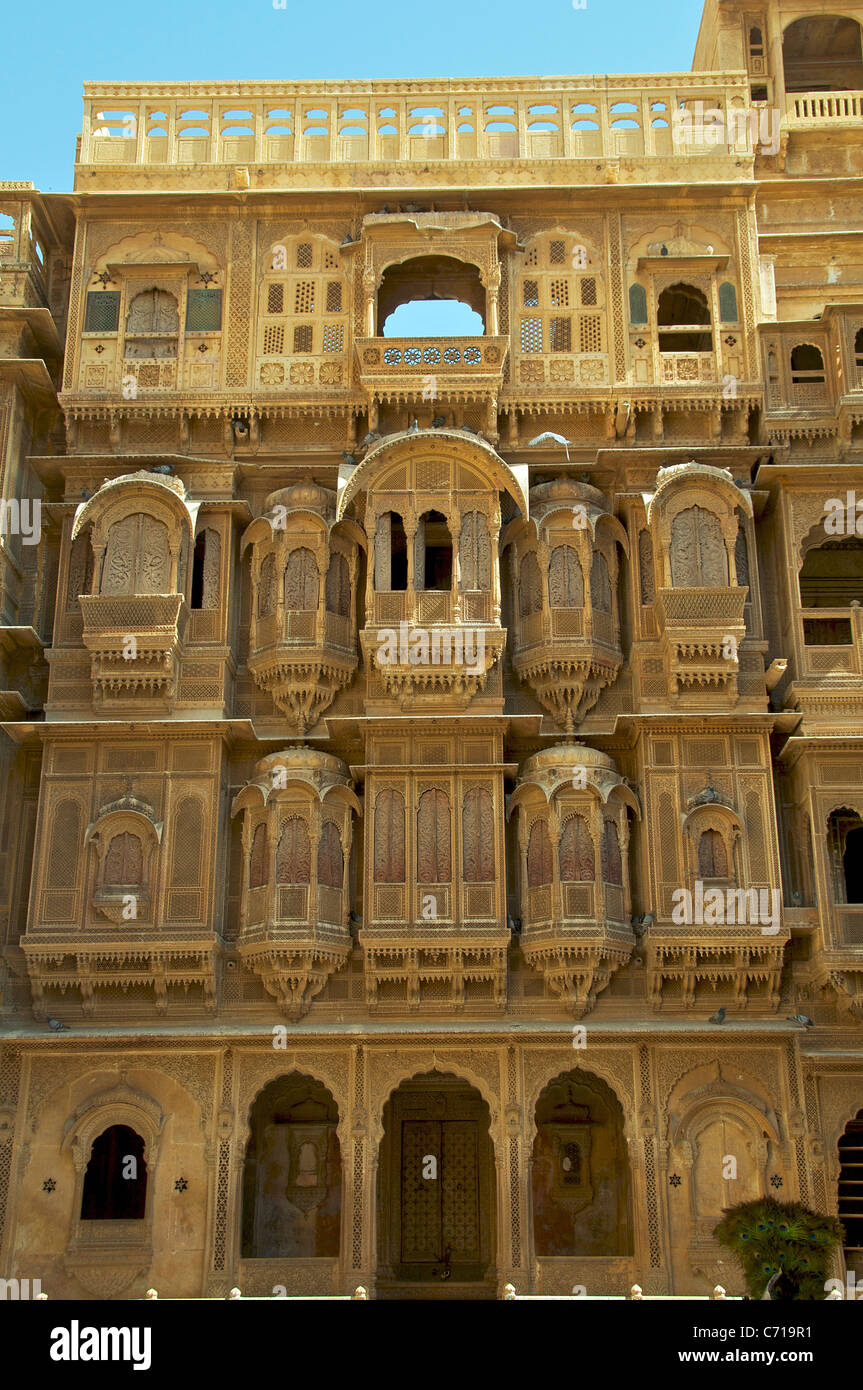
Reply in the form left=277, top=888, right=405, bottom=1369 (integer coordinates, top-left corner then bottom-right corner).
left=787, top=91, right=863, bottom=126
left=77, top=75, right=754, bottom=171
left=355, top=337, right=508, bottom=397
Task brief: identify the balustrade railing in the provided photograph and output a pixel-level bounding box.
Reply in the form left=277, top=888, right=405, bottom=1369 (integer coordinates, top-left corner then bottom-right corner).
left=78, top=75, right=754, bottom=171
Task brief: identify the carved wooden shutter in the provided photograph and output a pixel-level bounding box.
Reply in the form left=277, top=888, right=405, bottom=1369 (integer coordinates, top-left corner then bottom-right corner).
left=670, top=506, right=727, bottom=587
left=317, top=821, right=343, bottom=889
left=549, top=546, right=584, bottom=607
left=528, top=820, right=553, bottom=886
left=638, top=530, right=655, bottom=604
left=559, top=814, right=594, bottom=882
left=258, top=554, right=276, bottom=617
left=249, top=824, right=268, bottom=888
left=285, top=547, right=319, bottom=611
left=101, top=517, right=137, bottom=595
left=462, top=786, right=494, bottom=882
left=601, top=820, right=623, bottom=885
left=138, top=517, right=170, bottom=593
left=104, top=832, right=143, bottom=886
left=67, top=529, right=94, bottom=608
left=519, top=552, right=542, bottom=617
left=276, top=817, right=311, bottom=884
left=374, top=789, right=405, bottom=882
left=417, top=788, right=451, bottom=883
left=589, top=551, right=612, bottom=612
left=459, top=512, right=491, bottom=591
left=126, top=288, right=178, bottom=334
left=325, top=552, right=351, bottom=616
left=698, top=828, right=728, bottom=878
left=201, top=529, right=221, bottom=608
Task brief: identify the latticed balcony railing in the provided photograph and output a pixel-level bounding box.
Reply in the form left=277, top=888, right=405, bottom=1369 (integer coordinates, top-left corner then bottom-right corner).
left=76, top=75, right=755, bottom=173
left=355, top=337, right=508, bottom=398
left=659, top=351, right=716, bottom=384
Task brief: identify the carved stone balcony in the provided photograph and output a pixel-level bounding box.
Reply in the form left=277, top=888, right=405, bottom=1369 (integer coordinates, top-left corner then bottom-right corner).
left=79, top=593, right=188, bottom=702
left=785, top=90, right=863, bottom=130
left=362, top=596, right=506, bottom=710
left=510, top=746, right=639, bottom=1016
left=657, top=585, right=747, bottom=698
left=248, top=606, right=358, bottom=733
left=232, top=749, right=358, bottom=1019
left=355, top=336, right=508, bottom=403
left=646, top=935, right=786, bottom=1012
left=511, top=607, right=622, bottom=732
left=23, top=935, right=218, bottom=1017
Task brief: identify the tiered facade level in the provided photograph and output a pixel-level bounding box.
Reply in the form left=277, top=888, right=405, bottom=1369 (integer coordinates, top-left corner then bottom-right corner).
left=1, top=0, right=862, bottom=1299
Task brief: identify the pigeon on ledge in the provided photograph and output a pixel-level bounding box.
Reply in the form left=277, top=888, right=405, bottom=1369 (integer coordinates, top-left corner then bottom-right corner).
left=708, top=1007, right=727, bottom=1024
left=46, top=1016, right=69, bottom=1031
left=786, top=1014, right=814, bottom=1029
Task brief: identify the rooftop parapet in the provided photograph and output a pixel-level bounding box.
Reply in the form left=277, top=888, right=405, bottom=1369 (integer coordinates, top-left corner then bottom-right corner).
left=75, top=74, right=757, bottom=189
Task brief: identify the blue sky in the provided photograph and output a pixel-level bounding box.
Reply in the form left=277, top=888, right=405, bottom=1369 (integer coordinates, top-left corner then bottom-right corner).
left=3, top=0, right=703, bottom=191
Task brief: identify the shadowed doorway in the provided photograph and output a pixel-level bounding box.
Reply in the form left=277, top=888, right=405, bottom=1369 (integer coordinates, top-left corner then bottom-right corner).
left=376, top=1071, right=496, bottom=1298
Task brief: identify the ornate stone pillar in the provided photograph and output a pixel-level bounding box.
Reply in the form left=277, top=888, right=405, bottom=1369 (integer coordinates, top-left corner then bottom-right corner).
left=363, top=272, right=377, bottom=338
left=205, top=1048, right=238, bottom=1296
left=449, top=513, right=462, bottom=623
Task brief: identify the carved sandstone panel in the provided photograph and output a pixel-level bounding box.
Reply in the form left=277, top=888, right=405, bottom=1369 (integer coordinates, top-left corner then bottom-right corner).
left=549, top=546, right=584, bottom=608
left=528, top=820, right=553, bottom=887
left=276, top=818, right=311, bottom=884
left=374, top=789, right=405, bottom=883
left=462, top=786, right=494, bottom=882
left=417, top=788, right=451, bottom=884
left=670, top=506, right=726, bottom=587
left=459, top=512, right=491, bottom=591
left=560, top=813, right=594, bottom=882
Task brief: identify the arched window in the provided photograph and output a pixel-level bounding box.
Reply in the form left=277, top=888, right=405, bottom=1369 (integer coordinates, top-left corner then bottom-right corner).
left=374, top=512, right=408, bottom=592
left=81, top=1125, right=147, bottom=1220
left=519, top=552, right=543, bottom=617
left=374, top=789, right=405, bottom=882
left=790, top=343, right=825, bottom=383
left=416, top=511, right=452, bottom=592
left=590, top=552, right=612, bottom=613
left=799, top=537, right=863, bottom=611
left=104, top=832, right=144, bottom=887
left=783, top=16, right=863, bottom=95
left=670, top=506, right=727, bottom=587
left=855, top=327, right=863, bottom=373
left=276, top=818, right=311, bottom=884
left=601, top=820, right=622, bottom=885
left=462, top=786, right=494, bottom=882
left=548, top=546, right=584, bottom=607
left=284, top=547, right=319, bottom=611
left=377, top=254, right=486, bottom=337
left=459, top=512, right=491, bottom=591
left=698, top=828, right=728, bottom=878
left=559, top=814, right=594, bottom=882
left=657, top=283, right=712, bottom=353
left=317, top=821, right=343, bottom=889
left=67, top=528, right=94, bottom=609
left=827, top=809, right=863, bottom=904
left=249, top=823, right=268, bottom=888
left=629, top=282, right=647, bottom=325
left=417, top=788, right=451, bottom=883
left=257, top=553, right=277, bottom=617
left=638, top=530, right=655, bottom=605
left=325, top=552, right=351, bottom=616
left=191, top=528, right=220, bottom=610
left=100, top=514, right=172, bottom=596
left=527, top=820, right=553, bottom=887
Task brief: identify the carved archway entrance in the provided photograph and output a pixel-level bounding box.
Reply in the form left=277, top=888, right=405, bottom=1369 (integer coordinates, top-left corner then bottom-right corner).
left=241, top=1074, right=341, bottom=1262
left=376, top=1071, right=497, bottom=1299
